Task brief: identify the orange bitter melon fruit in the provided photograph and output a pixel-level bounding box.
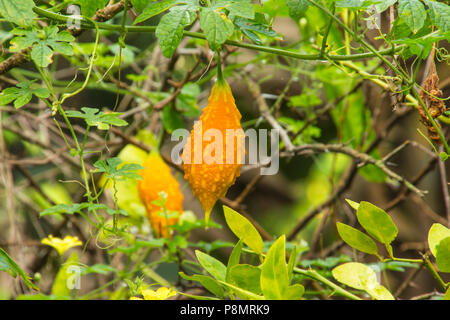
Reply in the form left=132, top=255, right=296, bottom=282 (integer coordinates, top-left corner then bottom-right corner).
left=137, top=151, right=184, bottom=238
left=182, top=65, right=245, bottom=223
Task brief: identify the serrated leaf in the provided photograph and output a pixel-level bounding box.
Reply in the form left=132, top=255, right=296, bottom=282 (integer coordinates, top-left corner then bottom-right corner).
left=199, top=7, right=234, bottom=51
left=356, top=201, right=398, bottom=245
left=223, top=206, right=264, bottom=255
left=426, top=0, right=450, bottom=32
left=0, top=248, right=38, bottom=291
left=337, top=222, right=379, bottom=256
left=398, top=0, right=426, bottom=33
left=134, top=0, right=178, bottom=24
left=155, top=9, right=193, bottom=57
left=435, top=237, right=450, bottom=272
left=286, top=0, right=309, bottom=20
left=227, top=1, right=255, bottom=20
left=0, top=0, right=35, bottom=27
left=428, top=223, right=450, bottom=257
left=31, top=42, right=54, bottom=68
left=260, top=235, right=289, bottom=300
left=195, top=250, right=227, bottom=282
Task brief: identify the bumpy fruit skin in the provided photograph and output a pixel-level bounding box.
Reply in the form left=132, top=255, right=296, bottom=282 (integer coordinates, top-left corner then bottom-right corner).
left=182, top=78, right=245, bottom=222
left=137, top=152, right=183, bottom=238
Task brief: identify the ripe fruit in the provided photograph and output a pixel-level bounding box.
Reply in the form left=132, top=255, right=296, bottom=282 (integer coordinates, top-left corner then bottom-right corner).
left=137, top=152, right=184, bottom=238
left=182, top=63, right=245, bottom=223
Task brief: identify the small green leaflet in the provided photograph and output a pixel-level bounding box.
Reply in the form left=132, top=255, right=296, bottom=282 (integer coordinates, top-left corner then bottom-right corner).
left=66, top=107, right=128, bottom=130
left=0, top=80, right=50, bottom=109
left=398, top=0, right=427, bottom=33
left=0, top=0, right=35, bottom=27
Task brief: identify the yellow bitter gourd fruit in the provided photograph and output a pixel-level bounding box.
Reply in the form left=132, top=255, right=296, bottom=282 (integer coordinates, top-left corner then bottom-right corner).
left=137, top=152, right=184, bottom=238
left=182, top=63, right=245, bottom=223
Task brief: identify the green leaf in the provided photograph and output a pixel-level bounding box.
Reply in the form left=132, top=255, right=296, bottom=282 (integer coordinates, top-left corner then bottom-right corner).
left=66, top=107, right=127, bottom=129
left=283, top=284, right=305, bottom=300
left=134, top=0, right=178, bottom=24
left=31, top=42, right=54, bottom=68
left=435, top=237, right=450, bottom=273
left=366, top=284, right=395, bottom=300
left=155, top=8, right=194, bottom=57
left=337, top=222, right=379, bottom=256
left=52, top=252, right=79, bottom=296
left=75, top=0, right=109, bottom=17
left=398, top=0, right=427, bottom=33
left=228, top=264, right=262, bottom=295
left=428, top=223, right=450, bottom=257
left=345, top=198, right=360, bottom=210
left=260, top=235, right=289, bottom=300
left=195, top=250, right=227, bottom=282
left=375, top=0, right=397, bottom=13
left=199, top=7, right=234, bottom=51
left=226, top=240, right=243, bottom=282
left=0, top=0, right=35, bottom=27
left=286, top=0, right=309, bottom=20
left=161, top=106, right=184, bottom=133
left=93, top=157, right=144, bottom=180
left=426, top=0, right=450, bottom=32
left=332, top=262, right=395, bottom=300
left=40, top=203, right=89, bottom=217
left=0, top=248, right=38, bottom=291
left=356, top=201, right=398, bottom=245
left=287, top=245, right=297, bottom=282
left=223, top=205, right=264, bottom=255
left=0, top=80, right=50, bottom=109
left=226, top=1, right=255, bottom=20
left=179, top=272, right=225, bottom=298
left=332, top=262, right=372, bottom=291
left=131, top=0, right=154, bottom=12
left=335, top=0, right=374, bottom=9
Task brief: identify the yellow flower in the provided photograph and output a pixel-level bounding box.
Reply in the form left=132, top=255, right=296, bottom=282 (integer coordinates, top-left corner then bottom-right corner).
left=130, top=287, right=177, bottom=300
left=41, top=235, right=82, bottom=256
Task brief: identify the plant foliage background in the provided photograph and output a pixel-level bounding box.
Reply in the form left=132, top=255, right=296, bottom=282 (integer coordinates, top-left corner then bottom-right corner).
left=0, top=0, right=449, bottom=300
